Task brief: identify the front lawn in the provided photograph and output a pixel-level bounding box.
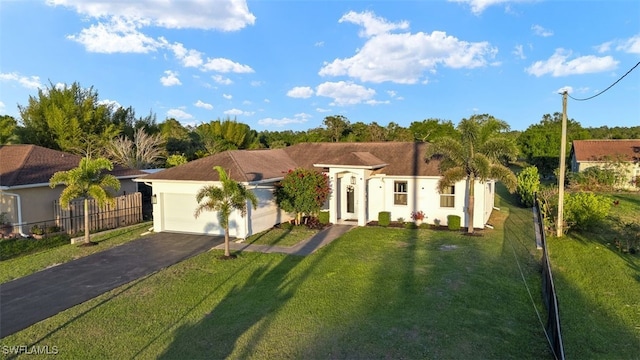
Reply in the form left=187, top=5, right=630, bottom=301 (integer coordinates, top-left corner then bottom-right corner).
left=547, top=192, right=640, bottom=358
left=245, top=225, right=318, bottom=247
left=1, top=202, right=551, bottom=358
left=0, top=222, right=152, bottom=283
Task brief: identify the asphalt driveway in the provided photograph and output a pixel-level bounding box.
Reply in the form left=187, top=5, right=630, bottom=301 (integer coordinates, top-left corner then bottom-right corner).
left=0, top=232, right=223, bottom=338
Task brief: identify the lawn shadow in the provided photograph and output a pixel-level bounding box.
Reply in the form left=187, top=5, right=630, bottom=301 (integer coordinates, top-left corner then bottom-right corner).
left=157, top=239, right=333, bottom=359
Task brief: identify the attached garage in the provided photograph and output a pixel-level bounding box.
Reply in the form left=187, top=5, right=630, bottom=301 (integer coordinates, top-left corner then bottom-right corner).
left=160, top=193, right=224, bottom=235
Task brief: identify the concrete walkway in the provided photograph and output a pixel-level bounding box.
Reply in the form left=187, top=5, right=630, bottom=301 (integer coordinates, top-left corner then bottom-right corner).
left=215, top=224, right=355, bottom=256
left=0, top=232, right=222, bottom=339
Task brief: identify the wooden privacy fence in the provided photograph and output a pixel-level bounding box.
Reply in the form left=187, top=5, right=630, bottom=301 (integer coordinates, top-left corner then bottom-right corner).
left=54, top=192, right=142, bottom=235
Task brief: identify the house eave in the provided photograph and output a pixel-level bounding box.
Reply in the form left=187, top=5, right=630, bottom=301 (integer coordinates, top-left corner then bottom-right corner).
left=313, top=163, right=388, bottom=170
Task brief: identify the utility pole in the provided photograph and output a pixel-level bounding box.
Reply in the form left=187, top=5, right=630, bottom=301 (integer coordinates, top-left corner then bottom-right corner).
left=556, top=91, right=568, bottom=237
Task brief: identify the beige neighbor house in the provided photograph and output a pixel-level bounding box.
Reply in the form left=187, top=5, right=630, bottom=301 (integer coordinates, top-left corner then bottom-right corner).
left=138, top=142, right=498, bottom=238
left=570, top=139, right=640, bottom=190
left=0, top=144, right=144, bottom=236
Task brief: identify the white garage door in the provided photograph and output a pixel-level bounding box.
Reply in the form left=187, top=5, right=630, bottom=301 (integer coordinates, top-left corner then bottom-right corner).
left=161, top=193, right=226, bottom=235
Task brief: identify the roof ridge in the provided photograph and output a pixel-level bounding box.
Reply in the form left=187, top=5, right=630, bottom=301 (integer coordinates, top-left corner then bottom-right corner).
left=226, top=150, right=249, bottom=182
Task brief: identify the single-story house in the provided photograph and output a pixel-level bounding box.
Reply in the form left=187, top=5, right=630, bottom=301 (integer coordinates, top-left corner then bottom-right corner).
left=0, top=144, right=145, bottom=236
left=570, top=139, right=640, bottom=189
left=138, top=142, right=497, bottom=238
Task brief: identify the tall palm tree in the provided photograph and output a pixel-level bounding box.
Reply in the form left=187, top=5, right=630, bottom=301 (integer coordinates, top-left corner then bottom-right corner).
left=425, top=114, right=518, bottom=234
left=50, top=157, right=121, bottom=245
left=194, top=166, right=258, bottom=258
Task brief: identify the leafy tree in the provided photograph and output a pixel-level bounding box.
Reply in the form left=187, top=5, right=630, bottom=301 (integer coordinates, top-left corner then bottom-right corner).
left=563, top=192, right=611, bottom=232
left=165, top=154, right=188, bottom=168
left=425, top=114, right=518, bottom=234
left=517, top=113, right=590, bottom=176
left=275, top=168, right=331, bottom=225
left=516, top=166, right=540, bottom=207
left=49, top=157, right=121, bottom=245
left=385, top=121, right=413, bottom=141
left=194, top=166, right=258, bottom=258
left=323, top=115, right=350, bottom=142
left=111, top=106, right=159, bottom=140
left=0, top=115, right=20, bottom=144
left=19, top=81, right=121, bottom=157
left=367, top=122, right=387, bottom=142
left=107, top=128, right=165, bottom=169
left=195, top=118, right=258, bottom=156
left=409, top=118, right=457, bottom=142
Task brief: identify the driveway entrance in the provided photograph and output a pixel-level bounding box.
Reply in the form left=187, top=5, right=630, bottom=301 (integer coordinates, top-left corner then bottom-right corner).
left=0, top=232, right=223, bottom=338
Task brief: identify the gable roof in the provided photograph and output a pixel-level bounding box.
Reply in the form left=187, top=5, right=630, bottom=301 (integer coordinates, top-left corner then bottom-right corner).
left=0, top=144, right=145, bottom=188
left=571, top=139, right=640, bottom=163
left=142, top=142, right=442, bottom=183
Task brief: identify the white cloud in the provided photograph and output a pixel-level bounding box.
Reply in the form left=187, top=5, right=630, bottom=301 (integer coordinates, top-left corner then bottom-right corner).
left=287, top=86, right=314, bottom=98
left=98, top=99, right=122, bottom=109
left=224, top=108, right=254, bottom=116
left=339, top=10, right=409, bottom=38
left=513, top=44, right=526, bottom=59
left=526, top=49, right=619, bottom=77
left=320, top=28, right=497, bottom=84
left=595, top=41, right=612, bottom=53
left=67, top=17, right=161, bottom=54
left=616, top=34, right=640, bottom=54
left=448, top=0, right=530, bottom=15
left=212, top=75, right=233, bottom=85
left=250, top=80, right=263, bottom=87
left=0, top=72, right=42, bottom=89
left=160, top=70, right=182, bottom=86
left=222, top=94, right=233, bottom=100
left=167, top=108, right=193, bottom=120
left=47, top=0, right=256, bottom=31
left=387, top=90, right=397, bottom=97
left=316, top=81, right=376, bottom=106
left=0, top=101, right=5, bottom=113
left=202, top=58, right=254, bottom=73
left=315, top=41, right=324, bottom=47
left=555, top=86, right=573, bottom=94
left=365, top=99, right=391, bottom=105
left=531, top=24, right=553, bottom=37
left=258, top=114, right=310, bottom=127
left=194, top=100, right=213, bottom=110
left=169, top=42, right=204, bottom=67
left=316, top=107, right=332, bottom=113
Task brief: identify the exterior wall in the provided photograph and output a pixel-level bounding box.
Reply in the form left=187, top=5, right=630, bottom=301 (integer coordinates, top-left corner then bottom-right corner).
left=149, top=181, right=291, bottom=238
left=366, top=176, right=489, bottom=228
left=1, top=179, right=137, bottom=226
left=573, top=160, right=640, bottom=190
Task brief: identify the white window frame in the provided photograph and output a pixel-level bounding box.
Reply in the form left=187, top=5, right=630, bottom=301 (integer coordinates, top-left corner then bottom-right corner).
left=393, top=181, right=408, bottom=206
left=440, top=186, right=455, bottom=208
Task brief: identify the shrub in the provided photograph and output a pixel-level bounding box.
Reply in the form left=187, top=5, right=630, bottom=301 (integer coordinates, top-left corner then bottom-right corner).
left=447, top=215, right=461, bottom=230
left=569, top=167, right=616, bottom=191
left=563, top=192, right=611, bottom=232
left=404, top=222, right=417, bottom=229
left=318, top=211, right=330, bottom=224
left=410, top=210, right=425, bottom=221
left=516, top=166, right=540, bottom=207
left=0, top=234, right=70, bottom=261
left=305, top=217, right=325, bottom=230
left=378, top=211, right=391, bottom=227
left=419, top=223, right=429, bottom=229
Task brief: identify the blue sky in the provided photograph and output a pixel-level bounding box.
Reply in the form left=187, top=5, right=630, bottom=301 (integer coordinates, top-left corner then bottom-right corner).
left=1, top=0, right=638, bottom=132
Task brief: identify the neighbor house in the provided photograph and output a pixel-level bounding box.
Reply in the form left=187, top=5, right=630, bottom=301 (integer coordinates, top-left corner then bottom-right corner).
left=0, top=144, right=145, bottom=236
left=138, top=142, right=497, bottom=238
left=570, top=139, right=640, bottom=190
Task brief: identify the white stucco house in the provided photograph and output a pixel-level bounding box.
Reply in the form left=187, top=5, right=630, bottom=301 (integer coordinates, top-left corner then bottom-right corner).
left=137, top=142, right=497, bottom=238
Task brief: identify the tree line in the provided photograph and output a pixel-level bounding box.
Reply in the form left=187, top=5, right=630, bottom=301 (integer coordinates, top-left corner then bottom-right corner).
left=1, top=81, right=638, bottom=172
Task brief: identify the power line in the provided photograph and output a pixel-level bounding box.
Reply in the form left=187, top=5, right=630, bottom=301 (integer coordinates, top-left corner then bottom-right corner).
left=566, top=60, right=640, bottom=101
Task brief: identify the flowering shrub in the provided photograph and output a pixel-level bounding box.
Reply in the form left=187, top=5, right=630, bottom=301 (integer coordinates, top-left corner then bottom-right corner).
left=410, top=210, right=425, bottom=221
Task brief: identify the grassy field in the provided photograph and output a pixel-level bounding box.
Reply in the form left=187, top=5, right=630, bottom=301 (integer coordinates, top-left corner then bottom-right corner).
left=0, top=191, right=551, bottom=359
left=245, top=225, right=318, bottom=247
left=547, top=192, right=640, bottom=359
left=0, top=222, right=152, bottom=283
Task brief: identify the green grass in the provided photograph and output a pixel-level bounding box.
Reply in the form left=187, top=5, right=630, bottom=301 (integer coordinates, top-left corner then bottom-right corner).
left=245, top=225, right=318, bottom=247
left=0, top=234, right=71, bottom=261
left=1, top=192, right=551, bottom=359
left=547, top=192, right=640, bottom=359
left=0, top=222, right=152, bottom=283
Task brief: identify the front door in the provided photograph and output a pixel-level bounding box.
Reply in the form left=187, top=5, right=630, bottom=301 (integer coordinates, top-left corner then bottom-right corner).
left=346, top=185, right=355, bottom=213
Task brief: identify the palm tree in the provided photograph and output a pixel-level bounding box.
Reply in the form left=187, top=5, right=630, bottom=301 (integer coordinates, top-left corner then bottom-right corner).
left=194, top=166, right=258, bottom=258
left=425, top=114, right=518, bottom=234
left=50, top=157, right=121, bottom=245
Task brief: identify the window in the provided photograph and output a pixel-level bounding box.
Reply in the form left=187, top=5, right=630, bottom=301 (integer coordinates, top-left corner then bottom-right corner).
left=440, top=186, right=455, bottom=208
left=394, top=181, right=407, bottom=205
